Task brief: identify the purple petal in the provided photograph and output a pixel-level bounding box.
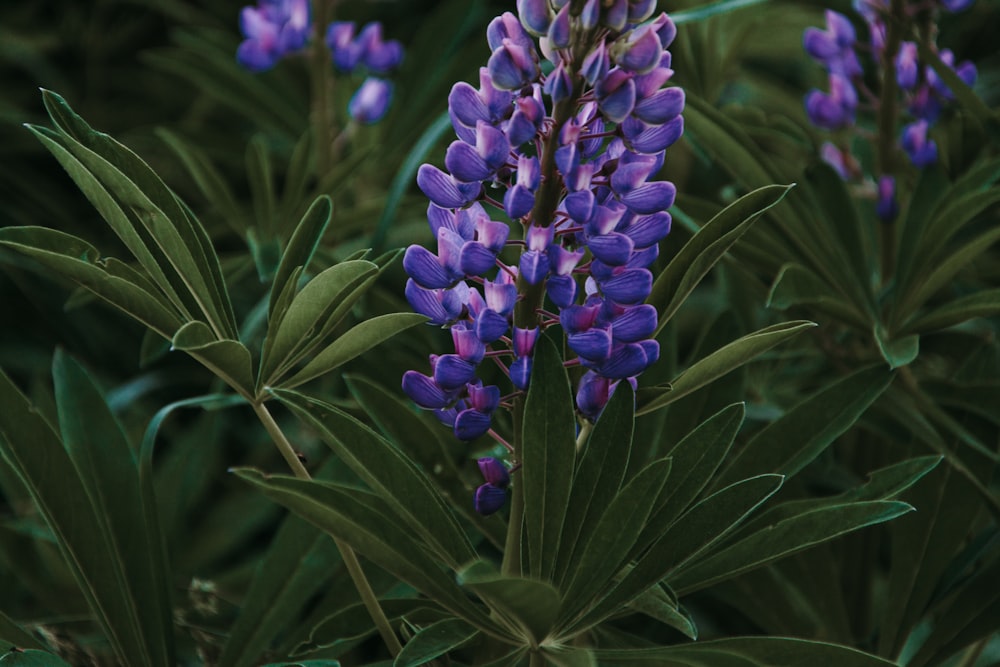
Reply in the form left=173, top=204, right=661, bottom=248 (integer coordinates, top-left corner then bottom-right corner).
left=576, top=371, right=614, bottom=420
left=547, top=3, right=571, bottom=48
left=568, top=328, right=613, bottom=362
left=403, top=245, right=453, bottom=289
left=517, top=0, right=552, bottom=35
left=547, top=274, right=577, bottom=308
left=620, top=181, right=677, bottom=215
left=588, top=232, right=635, bottom=266
left=402, top=371, right=451, bottom=409
left=560, top=304, right=600, bottom=333
left=467, top=382, right=501, bottom=412
left=456, top=409, right=492, bottom=441
left=615, top=25, right=662, bottom=74
left=449, top=82, right=490, bottom=127
left=634, top=87, right=685, bottom=125
left=519, top=250, right=551, bottom=284
left=445, top=141, right=492, bottom=183
left=434, top=354, right=478, bottom=390
left=596, top=70, right=636, bottom=124
left=510, top=356, right=533, bottom=390
left=611, top=304, right=657, bottom=342
left=475, top=309, right=509, bottom=343
left=417, top=164, right=481, bottom=208
left=504, top=185, right=535, bottom=220
left=474, top=483, right=507, bottom=515
left=460, top=242, right=497, bottom=276
left=452, top=325, right=486, bottom=363
left=348, top=78, right=392, bottom=124
left=601, top=268, right=653, bottom=303
left=623, top=211, right=671, bottom=247
left=595, top=342, right=654, bottom=379
left=478, top=457, right=510, bottom=487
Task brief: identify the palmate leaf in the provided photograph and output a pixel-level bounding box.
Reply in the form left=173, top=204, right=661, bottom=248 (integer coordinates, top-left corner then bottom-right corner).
left=279, top=313, right=428, bottom=389
left=457, top=560, right=561, bottom=646
left=714, top=365, right=894, bottom=489
left=172, top=321, right=255, bottom=396
left=669, top=501, right=913, bottom=595
left=0, top=226, right=184, bottom=339
left=0, top=362, right=173, bottom=667
left=637, top=321, right=816, bottom=415
left=553, top=384, right=635, bottom=587
left=521, top=334, right=577, bottom=582
left=39, top=90, right=236, bottom=339
left=0, top=651, right=73, bottom=667
left=593, top=637, right=898, bottom=666
left=270, top=388, right=476, bottom=569
left=259, top=260, right=378, bottom=386
left=648, top=184, right=793, bottom=334
left=233, top=470, right=492, bottom=631
left=393, top=617, right=478, bottom=667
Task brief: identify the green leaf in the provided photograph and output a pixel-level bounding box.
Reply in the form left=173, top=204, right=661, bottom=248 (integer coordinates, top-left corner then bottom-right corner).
left=344, top=375, right=507, bottom=549
left=247, top=135, right=277, bottom=240
left=566, top=475, right=783, bottom=634
left=593, top=636, right=899, bottom=665
left=0, top=367, right=168, bottom=667
left=51, top=352, right=174, bottom=667
left=279, top=313, right=428, bottom=389
left=457, top=560, right=561, bottom=645
left=270, top=389, right=476, bottom=569
left=557, top=458, right=672, bottom=624
left=642, top=403, right=745, bottom=541
left=0, top=611, right=46, bottom=651
left=0, top=226, right=184, bottom=338
left=670, top=0, right=771, bottom=24
left=669, top=501, right=913, bottom=595
left=172, top=321, right=255, bottom=396
left=156, top=128, right=244, bottom=236
left=522, top=334, right=577, bottom=582
left=626, top=586, right=697, bottom=640
left=217, top=511, right=339, bottom=667
left=893, top=226, right=1000, bottom=326
left=902, top=288, right=1000, bottom=334
left=873, top=325, right=919, bottom=369
left=554, top=384, right=634, bottom=587
left=259, top=260, right=378, bottom=385
left=40, top=90, right=236, bottom=339
left=648, top=184, right=793, bottom=333
left=637, top=321, right=816, bottom=416
left=233, top=470, right=490, bottom=629
left=270, top=196, right=333, bottom=317
left=0, top=650, right=73, bottom=667
left=893, top=165, right=950, bottom=296
left=291, top=599, right=438, bottom=657
left=542, top=646, right=596, bottom=667
left=767, top=263, right=867, bottom=328
left=393, top=618, right=478, bottom=667
left=715, top=365, right=894, bottom=488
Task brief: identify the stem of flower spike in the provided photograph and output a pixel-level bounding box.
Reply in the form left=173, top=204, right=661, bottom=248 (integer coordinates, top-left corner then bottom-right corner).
left=311, top=0, right=336, bottom=180
left=877, top=0, right=905, bottom=283
left=250, top=400, right=404, bottom=656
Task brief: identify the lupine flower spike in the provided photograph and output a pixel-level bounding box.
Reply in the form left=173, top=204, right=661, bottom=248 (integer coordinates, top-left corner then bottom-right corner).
left=804, top=0, right=978, bottom=220
left=402, top=0, right=683, bottom=514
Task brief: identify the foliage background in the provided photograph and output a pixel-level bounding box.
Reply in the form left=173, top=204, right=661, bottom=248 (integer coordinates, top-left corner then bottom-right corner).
left=1, top=0, right=998, bottom=666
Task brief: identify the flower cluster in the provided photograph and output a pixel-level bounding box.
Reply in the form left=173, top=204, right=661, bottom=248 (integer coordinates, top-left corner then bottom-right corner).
left=236, top=2, right=402, bottom=124
left=326, top=21, right=403, bottom=124
left=804, top=1, right=977, bottom=220
left=402, top=0, right=683, bottom=510
left=237, top=0, right=311, bottom=72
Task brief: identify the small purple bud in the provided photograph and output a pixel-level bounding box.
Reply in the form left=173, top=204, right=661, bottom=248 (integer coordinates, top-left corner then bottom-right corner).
left=434, top=354, right=478, bottom=390
left=623, top=211, right=671, bottom=247
left=478, top=457, right=510, bottom=487
left=901, top=120, right=937, bottom=168
left=876, top=174, right=898, bottom=222
left=595, top=340, right=656, bottom=379
left=629, top=0, right=658, bottom=23
left=510, top=357, right=533, bottom=390
left=820, top=142, right=851, bottom=180
left=517, top=0, right=552, bottom=35
left=488, top=40, right=540, bottom=90
left=543, top=60, right=573, bottom=104
left=348, top=78, right=392, bottom=124
left=488, top=12, right=534, bottom=52
left=475, top=309, right=510, bottom=343
left=896, top=42, right=919, bottom=90
left=513, top=326, right=540, bottom=358
left=403, top=245, right=454, bottom=289
left=474, top=483, right=507, bottom=515
left=576, top=371, right=615, bottom=420
left=548, top=3, right=572, bottom=49
left=604, top=0, right=629, bottom=31
left=580, top=0, right=601, bottom=30
left=633, top=87, right=685, bottom=124
left=614, top=25, right=663, bottom=74
left=467, top=382, right=501, bottom=413
left=569, top=328, right=614, bottom=362
left=456, top=409, right=492, bottom=440
left=588, top=232, right=635, bottom=266
left=453, top=325, right=486, bottom=363
left=595, top=69, right=637, bottom=124
left=581, top=42, right=610, bottom=86
left=650, top=13, right=677, bottom=48
left=611, top=304, right=658, bottom=342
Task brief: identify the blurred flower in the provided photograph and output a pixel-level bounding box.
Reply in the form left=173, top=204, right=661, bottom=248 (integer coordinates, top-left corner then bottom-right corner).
left=348, top=78, right=393, bottom=124
left=236, top=0, right=310, bottom=71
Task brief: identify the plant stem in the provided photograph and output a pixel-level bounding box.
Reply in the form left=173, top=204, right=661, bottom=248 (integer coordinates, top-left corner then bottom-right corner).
left=878, top=0, right=905, bottom=284
left=502, top=396, right=525, bottom=577
left=250, top=400, right=403, bottom=656
left=311, top=0, right=335, bottom=181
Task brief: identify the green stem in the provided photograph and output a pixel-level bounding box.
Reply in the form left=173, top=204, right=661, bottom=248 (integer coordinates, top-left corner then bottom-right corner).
left=310, top=0, right=335, bottom=181
left=250, top=400, right=403, bottom=656
left=877, top=0, right=905, bottom=284
left=530, top=650, right=546, bottom=667
left=502, top=396, right=525, bottom=577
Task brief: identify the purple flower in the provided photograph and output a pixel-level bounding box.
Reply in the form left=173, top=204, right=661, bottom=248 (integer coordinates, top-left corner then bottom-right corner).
left=876, top=175, right=898, bottom=222
left=901, top=120, right=937, bottom=167
left=348, top=78, right=392, bottom=124
left=237, top=0, right=310, bottom=72
left=326, top=21, right=403, bottom=74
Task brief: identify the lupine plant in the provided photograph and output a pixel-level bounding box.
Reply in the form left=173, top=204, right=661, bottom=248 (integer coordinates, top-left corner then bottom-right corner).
left=0, top=0, right=997, bottom=666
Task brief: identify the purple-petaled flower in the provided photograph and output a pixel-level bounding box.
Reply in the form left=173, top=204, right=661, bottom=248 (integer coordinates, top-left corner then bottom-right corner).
left=901, top=120, right=937, bottom=167
left=488, top=39, right=540, bottom=90
left=474, top=483, right=507, bottom=515
left=941, top=0, right=974, bottom=11
left=876, top=174, right=898, bottom=222
left=355, top=22, right=404, bottom=74
left=478, top=457, right=510, bottom=487
left=805, top=74, right=858, bottom=130
left=896, top=42, right=919, bottom=90
left=803, top=10, right=861, bottom=77
left=237, top=0, right=310, bottom=72
left=821, top=142, right=851, bottom=180
left=348, top=78, right=392, bottom=124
